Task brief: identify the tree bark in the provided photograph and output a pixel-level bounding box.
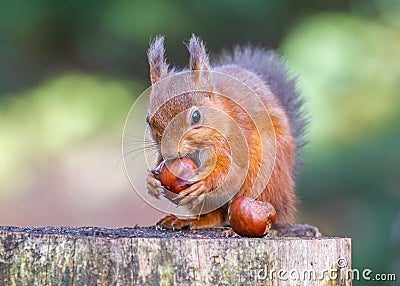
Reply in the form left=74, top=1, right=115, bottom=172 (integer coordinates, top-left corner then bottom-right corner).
left=0, top=225, right=351, bottom=285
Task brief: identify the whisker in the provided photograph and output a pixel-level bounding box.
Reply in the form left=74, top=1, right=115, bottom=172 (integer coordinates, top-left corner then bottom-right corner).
left=123, top=133, right=155, bottom=142
left=125, top=149, right=158, bottom=169
left=123, top=146, right=157, bottom=155
left=117, top=147, right=158, bottom=169
left=122, top=142, right=158, bottom=148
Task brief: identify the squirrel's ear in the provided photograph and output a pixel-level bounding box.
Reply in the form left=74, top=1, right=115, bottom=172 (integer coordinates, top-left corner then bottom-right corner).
left=187, top=34, right=210, bottom=71
left=148, top=36, right=169, bottom=84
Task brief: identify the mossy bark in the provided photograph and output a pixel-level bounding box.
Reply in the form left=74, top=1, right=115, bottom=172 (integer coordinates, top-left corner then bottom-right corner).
left=0, top=226, right=351, bottom=285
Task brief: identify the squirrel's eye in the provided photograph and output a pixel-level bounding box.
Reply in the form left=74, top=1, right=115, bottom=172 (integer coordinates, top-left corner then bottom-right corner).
left=145, top=115, right=150, bottom=124
left=191, top=110, right=201, bottom=124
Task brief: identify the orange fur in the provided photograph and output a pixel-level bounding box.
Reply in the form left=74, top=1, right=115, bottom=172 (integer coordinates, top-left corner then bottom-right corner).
left=147, top=36, right=302, bottom=229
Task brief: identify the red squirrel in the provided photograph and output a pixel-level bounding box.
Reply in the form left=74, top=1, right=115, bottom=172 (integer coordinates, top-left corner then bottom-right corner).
left=146, top=35, right=307, bottom=230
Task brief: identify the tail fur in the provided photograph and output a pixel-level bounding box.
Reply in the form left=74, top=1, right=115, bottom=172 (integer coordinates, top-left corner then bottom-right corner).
left=216, top=46, right=308, bottom=174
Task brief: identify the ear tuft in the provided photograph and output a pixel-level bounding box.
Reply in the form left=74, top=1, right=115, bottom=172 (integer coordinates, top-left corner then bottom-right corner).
left=148, top=35, right=169, bottom=84
left=187, top=34, right=210, bottom=71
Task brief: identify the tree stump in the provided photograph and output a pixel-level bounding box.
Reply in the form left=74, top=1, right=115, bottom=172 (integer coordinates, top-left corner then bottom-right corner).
left=0, top=225, right=351, bottom=285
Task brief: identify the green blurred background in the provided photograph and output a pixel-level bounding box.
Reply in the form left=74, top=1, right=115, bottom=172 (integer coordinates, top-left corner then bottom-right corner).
left=0, top=0, right=399, bottom=283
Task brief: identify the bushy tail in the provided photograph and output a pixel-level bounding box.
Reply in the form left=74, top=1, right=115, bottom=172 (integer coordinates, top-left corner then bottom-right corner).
left=217, top=46, right=308, bottom=173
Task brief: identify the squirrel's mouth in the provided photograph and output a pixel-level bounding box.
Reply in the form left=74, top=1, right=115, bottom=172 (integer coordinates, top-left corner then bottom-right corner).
left=183, top=148, right=215, bottom=174
left=183, top=150, right=202, bottom=168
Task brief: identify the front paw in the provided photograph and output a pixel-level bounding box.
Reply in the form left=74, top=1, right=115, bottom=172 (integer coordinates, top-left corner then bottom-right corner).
left=146, top=172, right=166, bottom=199
left=173, top=180, right=207, bottom=209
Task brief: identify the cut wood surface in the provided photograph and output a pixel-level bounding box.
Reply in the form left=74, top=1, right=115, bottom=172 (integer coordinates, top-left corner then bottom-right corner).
left=0, top=225, right=351, bottom=285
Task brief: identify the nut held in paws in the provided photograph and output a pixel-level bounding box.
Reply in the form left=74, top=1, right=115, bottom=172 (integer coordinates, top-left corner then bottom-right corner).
left=229, top=196, right=277, bottom=237
left=154, top=157, right=199, bottom=194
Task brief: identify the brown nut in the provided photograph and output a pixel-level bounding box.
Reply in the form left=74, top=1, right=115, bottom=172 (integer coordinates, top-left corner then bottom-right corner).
left=154, top=157, right=199, bottom=194
left=229, top=196, right=276, bottom=237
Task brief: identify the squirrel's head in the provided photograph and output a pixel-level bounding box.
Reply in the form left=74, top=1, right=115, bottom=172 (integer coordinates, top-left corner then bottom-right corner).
left=146, top=35, right=232, bottom=174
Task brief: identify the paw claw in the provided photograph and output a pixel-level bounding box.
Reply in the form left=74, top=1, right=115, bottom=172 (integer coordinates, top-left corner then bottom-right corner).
left=178, top=196, right=192, bottom=206
left=172, top=181, right=207, bottom=206
left=172, top=193, right=184, bottom=201
left=222, top=228, right=238, bottom=237
left=156, top=214, right=200, bottom=230
left=188, top=194, right=206, bottom=210
left=146, top=172, right=166, bottom=199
